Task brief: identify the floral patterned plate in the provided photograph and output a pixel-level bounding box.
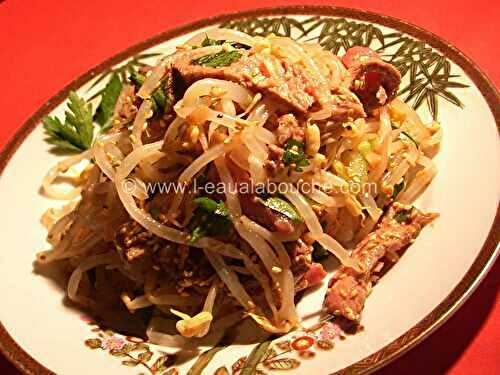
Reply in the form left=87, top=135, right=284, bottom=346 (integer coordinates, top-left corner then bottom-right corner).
left=0, top=6, right=498, bottom=375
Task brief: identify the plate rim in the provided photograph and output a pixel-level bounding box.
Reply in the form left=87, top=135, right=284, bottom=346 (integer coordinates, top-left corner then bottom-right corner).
left=0, top=5, right=498, bottom=375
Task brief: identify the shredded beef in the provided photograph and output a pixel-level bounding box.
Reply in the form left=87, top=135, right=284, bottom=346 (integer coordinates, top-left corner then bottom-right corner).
left=324, top=203, right=437, bottom=321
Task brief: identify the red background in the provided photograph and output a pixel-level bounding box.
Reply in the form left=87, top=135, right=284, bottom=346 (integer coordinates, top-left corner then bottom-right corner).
left=0, top=1, right=498, bottom=374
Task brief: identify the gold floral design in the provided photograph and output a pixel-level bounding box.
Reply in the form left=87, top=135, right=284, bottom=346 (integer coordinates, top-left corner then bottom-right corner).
left=228, top=320, right=341, bottom=375
left=82, top=314, right=343, bottom=375
left=83, top=319, right=177, bottom=375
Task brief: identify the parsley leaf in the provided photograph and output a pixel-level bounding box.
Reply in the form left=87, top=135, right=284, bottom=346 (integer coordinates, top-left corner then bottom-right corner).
left=42, top=91, right=94, bottom=152
left=282, top=139, right=310, bottom=172
left=392, top=180, right=405, bottom=199
left=188, top=197, right=232, bottom=244
left=94, top=73, right=122, bottom=128
left=129, top=70, right=172, bottom=117
left=261, top=196, right=302, bottom=223
left=199, top=34, right=250, bottom=50
left=312, top=242, right=329, bottom=262
left=192, top=51, right=242, bottom=68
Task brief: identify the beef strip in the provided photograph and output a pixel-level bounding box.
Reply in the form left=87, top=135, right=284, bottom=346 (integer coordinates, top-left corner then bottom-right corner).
left=342, top=46, right=401, bottom=113
left=172, top=48, right=366, bottom=121
left=324, top=203, right=438, bottom=321
left=172, top=49, right=315, bottom=113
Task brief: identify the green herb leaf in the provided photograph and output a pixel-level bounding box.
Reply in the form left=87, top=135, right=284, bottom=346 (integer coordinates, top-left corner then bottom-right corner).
left=261, top=197, right=302, bottom=223
left=199, top=34, right=251, bottom=50
left=392, top=180, right=405, bottom=199
left=282, top=139, right=310, bottom=172
left=188, top=198, right=232, bottom=244
left=192, top=51, right=242, bottom=68
left=201, top=34, right=221, bottom=47
left=189, top=226, right=206, bottom=245
left=149, top=207, right=161, bottom=221
left=94, top=73, right=123, bottom=128
left=312, top=242, right=329, bottom=262
left=43, top=91, right=94, bottom=153
left=129, top=69, right=145, bottom=87
left=394, top=208, right=412, bottom=223
left=194, top=197, right=229, bottom=216
left=129, top=70, right=172, bottom=117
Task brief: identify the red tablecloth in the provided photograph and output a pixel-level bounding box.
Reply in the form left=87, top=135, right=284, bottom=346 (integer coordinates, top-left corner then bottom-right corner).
left=0, top=1, right=498, bottom=374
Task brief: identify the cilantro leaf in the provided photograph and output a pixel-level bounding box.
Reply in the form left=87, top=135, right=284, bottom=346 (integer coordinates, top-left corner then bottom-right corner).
left=188, top=197, right=232, bottom=244
left=94, top=73, right=122, bottom=128
left=42, top=91, right=94, bottom=153
left=199, top=34, right=250, bottom=50
left=312, top=242, right=329, bottom=262
left=193, top=197, right=229, bottom=216
left=128, top=69, right=145, bottom=87
left=261, top=196, right=303, bottom=223
left=282, top=139, right=310, bottom=172
left=192, top=51, right=242, bottom=68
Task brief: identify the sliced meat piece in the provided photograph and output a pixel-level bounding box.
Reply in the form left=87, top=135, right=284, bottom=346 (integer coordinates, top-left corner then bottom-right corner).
left=172, top=48, right=316, bottom=113
left=305, top=263, right=327, bottom=286
left=172, top=48, right=366, bottom=122
left=324, top=203, right=438, bottom=321
left=342, top=46, right=401, bottom=113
